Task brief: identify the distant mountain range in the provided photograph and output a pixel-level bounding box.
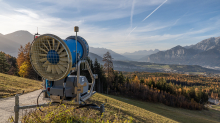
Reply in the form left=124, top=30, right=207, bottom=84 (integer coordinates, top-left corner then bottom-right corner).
left=89, top=47, right=130, bottom=61
left=88, top=51, right=220, bottom=73
left=122, top=49, right=159, bottom=60
left=1, top=30, right=220, bottom=69
left=88, top=52, right=103, bottom=64
left=147, top=36, right=220, bottom=67
left=0, top=30, right=159, bottom=60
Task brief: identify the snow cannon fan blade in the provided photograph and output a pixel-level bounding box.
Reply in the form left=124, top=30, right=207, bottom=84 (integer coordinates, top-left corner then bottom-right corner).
left=30, top=34, right=89, bottom=81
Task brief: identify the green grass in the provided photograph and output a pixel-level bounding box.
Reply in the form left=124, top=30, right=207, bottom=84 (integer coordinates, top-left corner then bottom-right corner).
left=140, top=64, right=171, bottom=70
left=188, top=72, right=205, bottom=75
left=0, top=73, right=42, bottom=98
left=143, top=65, right=170, bottom=70
left=176, top=66, right=184, bottom=68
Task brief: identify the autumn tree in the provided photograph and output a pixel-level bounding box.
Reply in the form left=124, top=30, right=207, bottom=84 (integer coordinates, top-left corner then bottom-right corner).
left=17, top=42, right=39, bottom=79
left=18, top=61, right=31, bottom=78
left=103, top=51, right=114, bottom=94
left=17, top=45, right=25, bottom=69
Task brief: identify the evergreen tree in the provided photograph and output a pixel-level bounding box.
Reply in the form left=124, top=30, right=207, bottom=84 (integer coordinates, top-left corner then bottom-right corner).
left=5, top=53, right=18, bottom=75
left=0, top=52, right=10, bottom=73
left=114, top=71, right=119, bottom=85
left=140, top=79, right=145, bottom=84
left=93, top=58, right=102, bottom=92
left=93, top=58, right=100, bottom=74
left=118, top=72, right=125, bottom=84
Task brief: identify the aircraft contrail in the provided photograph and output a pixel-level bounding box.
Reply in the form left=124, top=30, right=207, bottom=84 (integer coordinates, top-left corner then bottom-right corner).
left=142, top=0, right=167, bottom=22
left=128, top=26, right=137, bottom=36
left=128, top=0, right=168, bottom=36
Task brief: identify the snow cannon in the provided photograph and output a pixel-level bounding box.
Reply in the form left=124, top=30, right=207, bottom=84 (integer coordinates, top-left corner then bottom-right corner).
left=29, top=31, right=100, bottom=108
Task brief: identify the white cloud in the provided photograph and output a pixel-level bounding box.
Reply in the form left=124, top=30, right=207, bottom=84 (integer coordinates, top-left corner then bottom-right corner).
left=0, top=0, right=220, bottom=54
left=15, top=9, right=39, bottom=18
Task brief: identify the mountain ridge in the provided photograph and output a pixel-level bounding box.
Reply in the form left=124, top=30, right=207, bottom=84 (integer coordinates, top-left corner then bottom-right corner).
left=146, top=36, right=220, bottom=67
left=89, top=47, right=130, bottom=61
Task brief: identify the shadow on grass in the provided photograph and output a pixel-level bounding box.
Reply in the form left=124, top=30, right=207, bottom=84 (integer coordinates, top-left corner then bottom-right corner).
left=98, top=93, right=220, bottom=123
left=87, top=98, right=152, bottom=123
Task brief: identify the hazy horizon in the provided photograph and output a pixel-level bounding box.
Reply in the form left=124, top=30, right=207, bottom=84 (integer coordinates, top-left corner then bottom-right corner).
left=1, top=29, right=216, bottom=55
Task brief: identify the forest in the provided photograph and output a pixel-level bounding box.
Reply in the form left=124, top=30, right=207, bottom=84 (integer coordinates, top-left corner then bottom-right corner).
left=0, top=42, right=219, bottom=110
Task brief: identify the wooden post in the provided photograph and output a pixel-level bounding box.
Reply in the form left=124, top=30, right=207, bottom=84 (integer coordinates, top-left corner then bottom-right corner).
left=14, top=94, right=19, bottom=123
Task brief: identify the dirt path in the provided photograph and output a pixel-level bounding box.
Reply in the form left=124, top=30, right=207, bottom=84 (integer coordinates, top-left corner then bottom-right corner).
left=0, top=90, right=47, bottom=123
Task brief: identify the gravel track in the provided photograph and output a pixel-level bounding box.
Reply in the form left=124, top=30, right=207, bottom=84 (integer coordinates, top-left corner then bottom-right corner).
left=0, top=90, right=47, bottom=123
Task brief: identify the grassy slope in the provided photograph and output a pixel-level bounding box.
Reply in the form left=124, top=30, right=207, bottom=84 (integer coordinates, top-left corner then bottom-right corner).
left=92, top=93, right=220, bottom=123
left=22, top=92, right=220, bottom=123
left=0, top=73, right=42, bottom=98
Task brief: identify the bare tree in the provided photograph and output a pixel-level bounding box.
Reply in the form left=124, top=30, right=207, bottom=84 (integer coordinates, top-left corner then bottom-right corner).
left=103, top=51, right=114, bottom=94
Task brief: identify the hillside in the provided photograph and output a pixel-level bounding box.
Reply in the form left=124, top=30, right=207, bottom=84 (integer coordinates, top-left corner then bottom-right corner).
left=0, top=30, right=34, bottom=57
left=190, top=37, right=220, bottom=51
left=0, top=73, right=42, bottom=98
left=23, top=92, right=220, bottom=123
left=147, top=45, right=199, bottom=64
left=0, top=35, right=20, bottom=56
left=4, top=30, right=34, bottom=45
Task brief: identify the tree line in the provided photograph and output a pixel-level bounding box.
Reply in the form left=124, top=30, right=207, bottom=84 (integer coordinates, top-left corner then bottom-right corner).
left=0, top=42, right=39, bottom=79
left=123, top=71, right=220, bottom=99
left=85, top=51, right=207, bottom=110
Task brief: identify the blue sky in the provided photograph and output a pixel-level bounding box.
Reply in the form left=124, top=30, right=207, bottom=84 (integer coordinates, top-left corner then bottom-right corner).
left=0, top=0, right=220, bottom=53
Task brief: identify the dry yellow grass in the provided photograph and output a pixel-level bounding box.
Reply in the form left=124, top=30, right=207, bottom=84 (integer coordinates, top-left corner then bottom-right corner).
left=98, top=93, right=220, bottom=123
left=0, top=73, right=42, bottom=98
left=21, top=92, right=220, bottom=123
left=91, top=93, right=177, bottom=123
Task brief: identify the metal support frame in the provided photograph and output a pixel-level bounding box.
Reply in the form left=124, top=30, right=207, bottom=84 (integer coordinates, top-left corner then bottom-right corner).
left=74, top=60, right=97, bottom=104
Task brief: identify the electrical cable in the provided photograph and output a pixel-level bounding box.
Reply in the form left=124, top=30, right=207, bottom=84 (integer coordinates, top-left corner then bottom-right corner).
left=37, top=89, right=47, bottom=112
left=80, top=99, right=86, bottom=105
